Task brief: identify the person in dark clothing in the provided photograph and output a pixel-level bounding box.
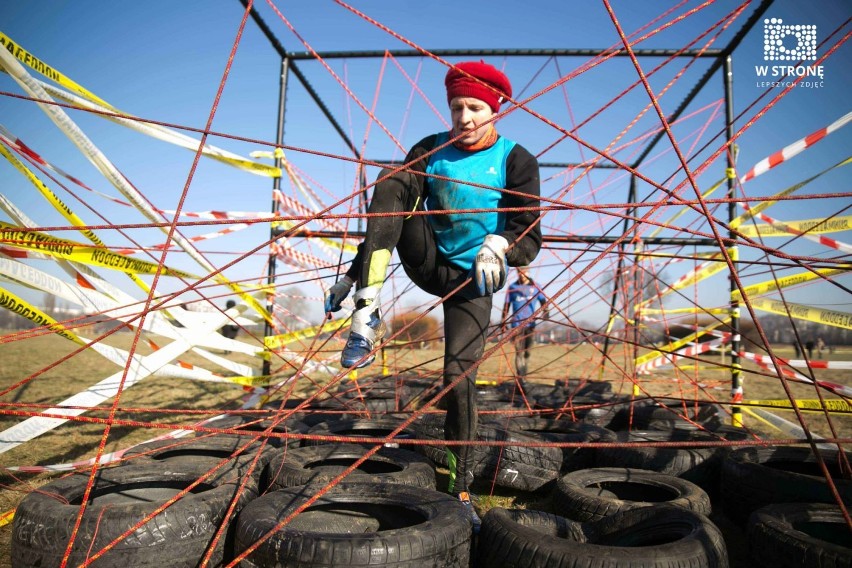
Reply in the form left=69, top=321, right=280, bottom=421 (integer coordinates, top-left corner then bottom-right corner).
left=805, top=339, right=815, bottom=359
left=502, top=266, right=548, bottom=381
left=323, top=61, right=542, bottom=532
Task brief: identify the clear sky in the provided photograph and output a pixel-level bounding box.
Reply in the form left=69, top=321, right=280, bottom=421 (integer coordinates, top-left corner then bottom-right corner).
left=0, top=0, right=849, bottom=334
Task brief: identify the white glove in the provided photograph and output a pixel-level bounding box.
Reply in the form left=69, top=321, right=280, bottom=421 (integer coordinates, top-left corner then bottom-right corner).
left=473, top=234, right=509, bottom=296
left=324, top=275, right=354, bottom=312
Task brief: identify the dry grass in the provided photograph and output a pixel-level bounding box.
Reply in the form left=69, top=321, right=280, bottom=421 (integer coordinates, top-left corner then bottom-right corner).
left=0, top=329, right=849, bottom=566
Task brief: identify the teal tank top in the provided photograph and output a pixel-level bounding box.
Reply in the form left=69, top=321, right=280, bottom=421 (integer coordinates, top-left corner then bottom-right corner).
left=425, top=132, right=516, bottom=270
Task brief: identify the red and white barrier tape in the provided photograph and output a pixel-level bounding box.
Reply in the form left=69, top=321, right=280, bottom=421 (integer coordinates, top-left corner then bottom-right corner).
left=739, top=111, right=852, bottom=183
left=637, top=333, right=730, bottom=374
left=741, top=206, right=852, bottom=254
left=739, top=350, right=852, bottom=397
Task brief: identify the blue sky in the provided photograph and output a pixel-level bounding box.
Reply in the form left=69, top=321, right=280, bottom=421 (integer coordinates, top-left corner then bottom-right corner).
left=0, top=0, right=849, bottom=333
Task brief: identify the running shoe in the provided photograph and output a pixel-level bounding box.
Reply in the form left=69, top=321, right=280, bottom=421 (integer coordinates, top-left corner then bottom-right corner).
left=341, top=301, right=384, bottom=369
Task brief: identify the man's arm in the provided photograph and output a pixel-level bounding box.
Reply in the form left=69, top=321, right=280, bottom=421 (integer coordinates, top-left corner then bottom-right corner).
left=500, top=144, right=541, bottom=267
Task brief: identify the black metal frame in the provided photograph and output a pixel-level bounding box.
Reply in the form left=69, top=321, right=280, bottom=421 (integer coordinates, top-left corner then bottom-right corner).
left=242, top=0, right=774, bottom=406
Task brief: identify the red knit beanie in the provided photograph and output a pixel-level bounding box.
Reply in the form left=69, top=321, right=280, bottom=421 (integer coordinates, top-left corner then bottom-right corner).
left=445, top=61, right=512, bottom=113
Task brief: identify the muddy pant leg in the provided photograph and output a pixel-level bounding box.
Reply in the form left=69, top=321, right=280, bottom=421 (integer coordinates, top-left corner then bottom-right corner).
left=514, top=327, right=534, bottom=378
left=443, top=294, right=492, bottom=493
left=356, top=169, right=424, bottom=289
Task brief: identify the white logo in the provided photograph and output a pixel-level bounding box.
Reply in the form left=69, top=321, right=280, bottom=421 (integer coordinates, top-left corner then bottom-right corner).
left=764, top=18, right=817, bottom=61
left=486, top=166, right=498, bottom=175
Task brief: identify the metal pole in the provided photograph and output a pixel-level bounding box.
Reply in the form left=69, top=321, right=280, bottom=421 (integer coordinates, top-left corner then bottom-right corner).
left=723, top=55, right=743, bottom=427
left=263, top=56, right=290, bottom=377
left=288, top=48, right=724, bottom=60
left=599, top=175, right=637, bottom=379
left=631, top=0, right=774, bottom=170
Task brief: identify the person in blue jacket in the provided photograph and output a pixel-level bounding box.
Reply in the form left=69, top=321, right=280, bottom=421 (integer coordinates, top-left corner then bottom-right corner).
left=323, top=61, right=541, bottom=531
left=502, top=266, right=549, bottom=380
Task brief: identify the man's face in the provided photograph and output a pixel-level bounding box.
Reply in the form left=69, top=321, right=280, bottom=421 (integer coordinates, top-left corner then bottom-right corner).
left=518, top=270, right=530, bottom=284
left=450, top=96, right=495, bottom=146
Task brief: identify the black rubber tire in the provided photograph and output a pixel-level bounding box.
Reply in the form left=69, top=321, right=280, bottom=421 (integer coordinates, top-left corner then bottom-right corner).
left=747, top=503, right=852, bottom=568
left=478, top=505, right=729, bottom=567
left=721, top=446, right=852, bottom=525
left=123, top=434, right=281, bottom=481
left=10, top=461, right=257, bottom=568
left=413, top=414, right=562, bottom=492
left=631, top=400, right=722, bottom=430
left=303, top=417, right=418, bottom=449
left=554, top=377, right=613, bottom=396
left=264, top=443, right=436, bottom=491
left=362, top=396, right=412, bottom=414
left=234, top=482, right=471, bottom=567
left=335, top=374, right=412, bottom=402
left=529, top=391, right=609, bottom=414
left=553, top=467, right=712, bottom=521
left=490, top=417, right=616, bottom=472
left=476, top=387, right=526, bottom=411
left=263, top=397, right=357, bottom=428
left=594, top=427, right=750, bottom=494
left=197, top=414, right=308, bottom=448
left=126, top=433, right=266, bottom=461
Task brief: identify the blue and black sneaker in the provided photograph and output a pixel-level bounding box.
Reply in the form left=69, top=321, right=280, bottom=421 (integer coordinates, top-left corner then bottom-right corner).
left=341, top=299, right=384, bottom=369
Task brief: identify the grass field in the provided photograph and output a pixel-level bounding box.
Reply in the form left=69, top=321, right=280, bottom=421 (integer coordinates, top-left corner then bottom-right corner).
left=1, top=329, right=849, bottom=566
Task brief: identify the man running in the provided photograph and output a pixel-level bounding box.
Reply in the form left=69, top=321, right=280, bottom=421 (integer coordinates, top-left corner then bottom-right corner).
left=324, top=61, right=542, bottom=532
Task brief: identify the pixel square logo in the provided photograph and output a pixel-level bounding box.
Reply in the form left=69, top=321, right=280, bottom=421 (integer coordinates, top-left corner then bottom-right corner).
left=764, top=18, right=817, bottom=61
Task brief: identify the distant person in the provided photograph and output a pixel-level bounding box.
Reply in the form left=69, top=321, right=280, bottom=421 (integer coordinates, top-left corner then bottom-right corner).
left=501, top=266, right=548, bottom=381
left=816, top=337, right=826, bottom=358
left=219, top=300, right=239, bottom=353
left=805, top=339, right=815, bottom=359
left=792, top=341, right=801, bottom=358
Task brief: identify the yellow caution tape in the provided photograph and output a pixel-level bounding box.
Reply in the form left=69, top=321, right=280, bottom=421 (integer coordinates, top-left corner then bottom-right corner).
left=0, top=143, right=154, bottom=295
left=0, top=285, right=86, bottom=345
left=0, top=40, right=272, bottom=326
left=0, top=509, right=13, bottom=528
left=640, top=307, right=730, bottom=316
left=749, top=297, right=852, bottom=330
left=637, top=249, right=731, bottom=262
left=264, top=318, right=349, bottom=351
left=667, top=250, right=732, bottom=292
left=741, top=406, right=773, bottom=430
left=0, top=31, right=280, bottom=178
left=742, top=399, right=851, bottom=413
left=273, top=219, right=359, bottom=254
left=636, top=249, right=734, bottom=310
left=0, top=222, right=199, bottom=279
left=221, top=375, right=279, bottom=388
left=738, top=215, right=852, bottom=237
left=0, top=31, right=111, bottom=108
left=733, top=267, right=849, bottom=300
left=634, top=317, right=730, bottom=367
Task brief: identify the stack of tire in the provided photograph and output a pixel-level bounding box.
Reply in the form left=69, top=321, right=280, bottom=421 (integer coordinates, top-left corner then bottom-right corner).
left=478, top=504, right=729, bottom=567
left=10, top=412, right=308, bottom=567
left=721, top=445, right=852, bottom=567
left=412, top=412, right=564, bottom=493
left=12, top=377, right=852, bottom=567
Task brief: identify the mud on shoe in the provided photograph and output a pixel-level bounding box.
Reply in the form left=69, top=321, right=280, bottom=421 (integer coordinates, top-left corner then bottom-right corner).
left=341, top=287, right=385, bottom=369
